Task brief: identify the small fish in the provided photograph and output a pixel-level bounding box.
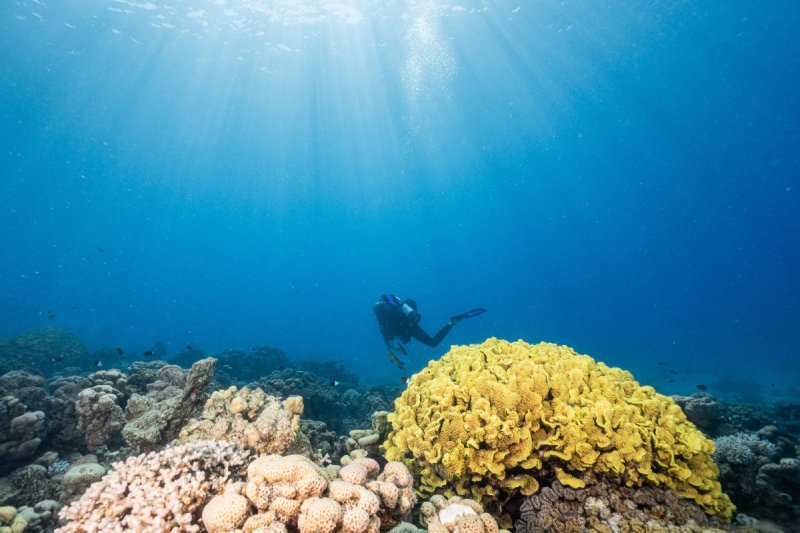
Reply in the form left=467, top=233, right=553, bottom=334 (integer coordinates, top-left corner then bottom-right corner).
left=93, top=360, right=103, bottom=367
left=656, top=361, right=666, bottom=367
left=668, top=379, right=675, bottom=383
left=330, top=380, right=340, bottom=387
left=186, top=344, right=193, bottom=351
left=47, top=310, right=56, bottom=319
left=400, top=376, right=410, bottom=384
left=669, top=370, right=677, bottom=375
left=696, top=384, right=708, bottom=391
left=70, top=305, right=80, bottom=310
left=96, top=246, right=105, bottom=253
left=143, top=350, right=154, bottom=357
left=116, top=347, right=124, bottom=356
left=52, top=355, right=64, bottom=362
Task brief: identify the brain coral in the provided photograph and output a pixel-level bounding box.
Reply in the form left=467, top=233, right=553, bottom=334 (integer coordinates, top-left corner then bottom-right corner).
left=383, top=338, right=734, bottom=521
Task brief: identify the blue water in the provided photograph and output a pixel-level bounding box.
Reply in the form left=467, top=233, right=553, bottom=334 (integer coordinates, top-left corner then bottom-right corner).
left=1, top=1, right=798, bottom=395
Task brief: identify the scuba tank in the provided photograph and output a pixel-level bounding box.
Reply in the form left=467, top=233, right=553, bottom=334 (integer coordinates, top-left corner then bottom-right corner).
left=381, top=294, right=421, bottom=324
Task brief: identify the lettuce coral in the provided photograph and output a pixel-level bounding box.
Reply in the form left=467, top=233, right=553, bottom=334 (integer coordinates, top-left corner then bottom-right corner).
left=383, top=338, right=734, bottom=521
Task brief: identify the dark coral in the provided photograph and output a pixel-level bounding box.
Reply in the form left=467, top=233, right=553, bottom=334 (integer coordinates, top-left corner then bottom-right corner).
left=300, top=419, right=348, bottom=463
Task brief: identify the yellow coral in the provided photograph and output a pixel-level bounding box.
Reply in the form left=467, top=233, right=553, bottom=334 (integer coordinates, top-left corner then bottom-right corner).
left=383, top=338, right=734, bottom=521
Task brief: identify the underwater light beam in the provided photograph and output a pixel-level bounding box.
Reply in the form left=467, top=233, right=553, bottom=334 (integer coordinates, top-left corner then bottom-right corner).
left=402, top=0, right=457, bottom=125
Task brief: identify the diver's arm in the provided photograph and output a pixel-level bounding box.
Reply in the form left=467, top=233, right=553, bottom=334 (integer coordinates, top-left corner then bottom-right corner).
left=411, top=323, right=453, bottom=348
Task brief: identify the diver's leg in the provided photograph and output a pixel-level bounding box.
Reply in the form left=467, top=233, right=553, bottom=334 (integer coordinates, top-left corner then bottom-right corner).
left=412, top=323, right=453, bottom=347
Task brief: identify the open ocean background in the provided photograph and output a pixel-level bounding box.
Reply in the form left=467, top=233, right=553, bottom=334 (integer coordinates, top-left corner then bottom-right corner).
left=1, top=0, right=798, bottom=397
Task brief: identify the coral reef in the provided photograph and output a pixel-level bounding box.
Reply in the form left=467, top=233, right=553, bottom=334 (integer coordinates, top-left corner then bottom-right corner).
left=773, top=401, right=800, bottom=435
left=383, top=338, right=734, bottom=520
left=57, top=440, right=251, bottom=532
left=202, top=454, right=415, bottom=533
left=0, top=464, right=60, bottom=507
left=254, top=370, right=394, bottom=434
left=0, top=500, right=58, bottom=532
left=672, top=394, right=720, bottom=435
left=177, top=386, right=303, bottom=455
left=180, top=345, right=290, bottom=387
left=751, top=458, right=800, bottom=528
left=707, top=429, right=800, bottom=527
left=419, top=494, right=506, bottom=533
left=122, top=357, right=217, bottom=451
left=514, top=479, right=728, bottom=532
left=301, top=419, right=348, bottom=465
left=0, top=329, right=89, bottom=376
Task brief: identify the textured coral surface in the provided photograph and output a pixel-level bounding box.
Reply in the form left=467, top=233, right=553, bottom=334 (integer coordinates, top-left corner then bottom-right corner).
left=383, top=338, right=734, bottom=520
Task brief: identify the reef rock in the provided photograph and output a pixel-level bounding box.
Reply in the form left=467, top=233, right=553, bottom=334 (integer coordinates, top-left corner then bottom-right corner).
left=75, top=384, right=125, bottom=451
left=122, top=357, right=216, bottom=451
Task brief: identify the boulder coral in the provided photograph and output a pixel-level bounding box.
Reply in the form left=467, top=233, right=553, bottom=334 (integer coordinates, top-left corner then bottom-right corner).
left=202, top=454, right=415, bottom=533
left=177, top=386, right=303, bottom=455
left=383, top=338, right=734, bottom=521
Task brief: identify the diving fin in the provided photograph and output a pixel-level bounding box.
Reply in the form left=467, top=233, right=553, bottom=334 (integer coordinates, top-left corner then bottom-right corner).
left=451, top=307, right=487, bottom=322
left=387, top=348, right=405, bottom=369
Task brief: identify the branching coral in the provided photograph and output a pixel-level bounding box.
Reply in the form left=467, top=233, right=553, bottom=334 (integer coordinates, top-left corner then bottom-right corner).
left=56, top=440, right=251, bottom=532
left=383, top=338, right=734, bottom=521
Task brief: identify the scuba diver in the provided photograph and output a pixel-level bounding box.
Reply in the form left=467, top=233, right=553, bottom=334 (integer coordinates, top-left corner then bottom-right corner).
left=373, top=294, right=486, bottom=368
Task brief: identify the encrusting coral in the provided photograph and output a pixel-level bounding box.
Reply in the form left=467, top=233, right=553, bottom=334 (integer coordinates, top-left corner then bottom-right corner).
left=177, top=386, right=304, bottom=455
left=383, top=338, right=734, bottom=521
left=202, top=454, right=415, bottom=533
left=56, top=440, right=251, bottom=532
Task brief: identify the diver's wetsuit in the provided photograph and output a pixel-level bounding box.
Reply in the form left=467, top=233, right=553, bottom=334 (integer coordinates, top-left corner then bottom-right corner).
left=373, top=296, right=454, bottom=348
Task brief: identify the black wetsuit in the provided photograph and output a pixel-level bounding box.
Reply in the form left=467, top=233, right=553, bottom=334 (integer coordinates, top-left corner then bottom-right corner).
left=373, top=297, right=453, bottom=348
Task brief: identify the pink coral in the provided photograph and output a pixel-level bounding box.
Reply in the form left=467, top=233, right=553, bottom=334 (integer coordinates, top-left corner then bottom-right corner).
left=56, top=440, right=251, bottom=533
